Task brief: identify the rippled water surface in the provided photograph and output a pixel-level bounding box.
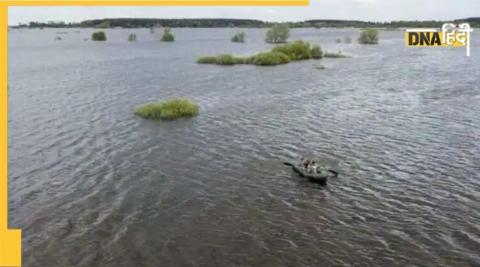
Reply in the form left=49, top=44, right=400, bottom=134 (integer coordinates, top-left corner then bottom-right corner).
left=8, top=28, right=480, bottom=266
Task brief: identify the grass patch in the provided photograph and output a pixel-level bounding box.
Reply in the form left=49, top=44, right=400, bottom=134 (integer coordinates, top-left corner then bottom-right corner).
left=135, top=98, right=199, bottom=120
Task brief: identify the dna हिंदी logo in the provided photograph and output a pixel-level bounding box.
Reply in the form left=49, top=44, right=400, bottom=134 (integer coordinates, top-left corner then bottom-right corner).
left=405, top=23, right=473, bottom=56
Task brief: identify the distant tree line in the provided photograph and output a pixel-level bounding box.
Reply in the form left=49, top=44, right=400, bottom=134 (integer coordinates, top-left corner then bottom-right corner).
left=13, top=17, right=480, bottom=29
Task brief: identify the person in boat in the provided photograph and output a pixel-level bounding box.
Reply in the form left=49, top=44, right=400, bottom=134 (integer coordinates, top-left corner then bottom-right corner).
left=302, top=159, right=311, bottom=169
left=309, top=161, right=318, bottom=174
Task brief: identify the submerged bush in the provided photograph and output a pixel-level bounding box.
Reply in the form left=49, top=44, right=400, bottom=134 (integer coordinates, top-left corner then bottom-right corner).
left=161, top=28, right=175, bottom=42
left=128, top=33, right=137, bottom=41
left=272, top=40, right=312, bottom=60
left=135, top=98, right=199, bottom=120
left=358, top=29, right=379, bottom=44
left=91, top=31, right=107, bottom=41
left=311, top=45, right=323, bottom=59
left=344, top=36, right=352, bottom=43
left=335, top=38, right=342, bottom=43
left=249, top=52, right=290, bottom=66
left=265, top=23, right=290, bottom=43
left=231, top=32, right=246, bottom=43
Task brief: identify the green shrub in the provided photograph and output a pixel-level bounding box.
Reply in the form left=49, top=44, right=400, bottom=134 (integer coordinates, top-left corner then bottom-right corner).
left=91, top=31, right=107, bottom=41
left=161, top=28, right=175, bottom=42
left=358, top=29, right=379, bottom=44
left=272, top=40, right=312, bottom=60
left=311, top=45, right=323, bottom=59
left=197, top=41, right=327, bottom=67
left=265, top=23, right=290, bottom=43
left=249, top=52, right=290, bottom=66
left=324, top=51, right=348, bottom=58
left=135, top=98, right=199, bottom=120
left=231, top=32, right=246, bottom=43
left=128, top=33, right=137, bottom=41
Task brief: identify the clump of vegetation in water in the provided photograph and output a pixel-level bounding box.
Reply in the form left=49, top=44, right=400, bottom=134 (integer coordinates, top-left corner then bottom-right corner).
left=314, top=64, right=326, bottom=70
left=197, top=54, right=248, bottom=65
left=231, top=32, right=246, bottom=43
left=161, top=28, right=175, bottom=42
left=335, top=38, right=342, bottom=43
left=197, top=40, right=326, bottom=66
left=249, top=52, right=290, bottom=65
left=135, top=98, right=199, bottom=120
left=265, top=23, right=290, bottom=43
left=272, top=40, right=313, bottom=60
left=311, top=45, right=323, bottom=59
left=344, top=36, right=352, bottom=43
left=324, top=51, right=349, bottom=58
left=91, top=31, right=107, bottom=41
left=128, top=33, right=137, bottom=41
left=358, top=29, right=379, bottom=44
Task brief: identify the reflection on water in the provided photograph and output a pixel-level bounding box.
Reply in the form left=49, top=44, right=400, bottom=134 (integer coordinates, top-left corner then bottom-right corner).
left=8, top=28, right=480, bottom=266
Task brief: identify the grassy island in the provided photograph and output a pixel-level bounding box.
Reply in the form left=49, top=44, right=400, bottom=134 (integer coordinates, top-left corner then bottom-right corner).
left=135, top=98, right=199, bottom=120
left=197, top=40, right=324, bottom=66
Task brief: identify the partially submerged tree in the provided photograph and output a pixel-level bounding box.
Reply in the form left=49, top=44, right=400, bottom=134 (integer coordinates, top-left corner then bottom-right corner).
left=231, top=32, right=246, bottom=43
left=265, top=23, right=290, bottom=43
left=161, top=27, right=175, bottom=42
left=358, top=29, right=379, bottom=44
left=311, top=45, right=323, bottom=59
left=128, top=33, right=137, bottom=41
left=91, top=31, right=107, bottom=41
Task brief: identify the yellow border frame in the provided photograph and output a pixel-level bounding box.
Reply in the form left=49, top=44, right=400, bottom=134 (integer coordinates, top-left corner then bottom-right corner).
left=1, top=0, right=308, bottom=266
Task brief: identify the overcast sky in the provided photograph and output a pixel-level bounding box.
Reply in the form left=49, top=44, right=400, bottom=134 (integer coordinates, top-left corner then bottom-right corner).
left=8, top=0, right=480, bottom=25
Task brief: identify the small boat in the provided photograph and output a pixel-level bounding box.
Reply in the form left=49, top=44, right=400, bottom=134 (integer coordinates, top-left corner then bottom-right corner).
left=283, top=162, right=338, bottom=184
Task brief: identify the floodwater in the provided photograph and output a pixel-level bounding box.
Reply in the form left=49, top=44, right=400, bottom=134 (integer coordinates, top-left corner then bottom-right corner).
left=8, top=28, right=480, bottom=266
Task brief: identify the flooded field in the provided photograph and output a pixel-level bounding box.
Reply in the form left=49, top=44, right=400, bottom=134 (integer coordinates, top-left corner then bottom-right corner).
left=8, top=28, right=480, bottom=266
